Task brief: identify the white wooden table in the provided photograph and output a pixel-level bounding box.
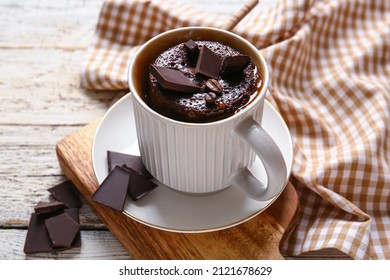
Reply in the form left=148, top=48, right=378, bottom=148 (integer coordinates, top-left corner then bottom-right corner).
left=0, top=0, right=348, bottom=260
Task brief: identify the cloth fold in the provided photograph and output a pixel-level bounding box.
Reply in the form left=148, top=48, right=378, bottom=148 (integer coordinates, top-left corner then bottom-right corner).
left=81, top=0, right=390, bottom=259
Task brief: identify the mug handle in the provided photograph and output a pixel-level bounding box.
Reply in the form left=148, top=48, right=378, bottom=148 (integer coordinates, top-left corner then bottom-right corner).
left=229, top=117, right=288, bottom=201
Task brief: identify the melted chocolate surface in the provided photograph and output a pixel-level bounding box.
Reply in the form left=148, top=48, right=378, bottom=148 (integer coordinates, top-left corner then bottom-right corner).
left=147, top=40, right=261, bottom=123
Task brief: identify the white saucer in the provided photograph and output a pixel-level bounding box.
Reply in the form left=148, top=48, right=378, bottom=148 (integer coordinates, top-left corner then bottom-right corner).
left=92, top=94, right=292, bottom=233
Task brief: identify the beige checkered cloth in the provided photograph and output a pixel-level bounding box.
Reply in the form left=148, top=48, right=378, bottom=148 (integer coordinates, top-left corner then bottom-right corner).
left=81, top=0, right=390, bottom=259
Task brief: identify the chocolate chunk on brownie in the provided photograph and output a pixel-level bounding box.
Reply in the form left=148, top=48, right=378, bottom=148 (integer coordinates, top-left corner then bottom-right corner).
left=195, top=45, right=222, bottom=79
left=150, top=65, right=201, bottom=93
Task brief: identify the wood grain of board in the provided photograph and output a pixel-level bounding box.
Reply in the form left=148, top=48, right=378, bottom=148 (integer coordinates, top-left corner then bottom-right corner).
left=56, top=119, right=299, bottom=260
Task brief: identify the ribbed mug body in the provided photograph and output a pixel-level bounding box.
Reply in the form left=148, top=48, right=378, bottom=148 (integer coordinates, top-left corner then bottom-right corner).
left=132, top=95, right=264, bottom=193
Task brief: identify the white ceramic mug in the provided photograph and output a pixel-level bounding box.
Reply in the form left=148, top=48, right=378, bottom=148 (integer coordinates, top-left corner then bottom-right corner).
left=128, top=27, right=288, bottom=201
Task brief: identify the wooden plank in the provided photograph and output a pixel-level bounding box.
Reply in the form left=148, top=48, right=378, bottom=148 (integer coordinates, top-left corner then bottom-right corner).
left=0, top=125, right=82, bottom=146
left=1, top=147, right=63, bottom=176
left=0, top=48, right=123, bottom=125
left=0, top=0, right=101, bottom=47
left=0, top=229, right=131, bottom=260
left=0, top=123, right=106, bottom=226
left=0, top=174, right=103, bottom=226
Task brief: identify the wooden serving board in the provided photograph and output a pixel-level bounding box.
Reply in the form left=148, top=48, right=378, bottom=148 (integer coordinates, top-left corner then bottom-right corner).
left=56, top=119, right=298, bottom=260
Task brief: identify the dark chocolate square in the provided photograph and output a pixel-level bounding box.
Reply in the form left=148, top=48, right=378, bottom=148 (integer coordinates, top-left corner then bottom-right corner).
left=107, top=150, right=152, bottom=178
left=64, top=208, right=81, bottom=247
left=23, top=213, right=55, bottom=254
left=195, top=46, right=222, bottom=79
left=150, top=65, right=201, bottom=93
left=184, top=39, right=199, bottom=62
left=124, top=167, right=158, bottom=200
left=221, top=55, right=251, bottom=76
left=48, top=180, right=82, bottom=208
left=45, top=213, right=80, bottom=248
left=91, top=166, right=131, bottom=212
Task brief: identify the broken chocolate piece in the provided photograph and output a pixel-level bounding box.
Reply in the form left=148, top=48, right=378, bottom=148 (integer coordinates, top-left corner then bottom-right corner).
left=34, top=201, right=65, bottom=215
left=125, top=167, right=158, bottom=200
left=221, top=55, right=251, bottom=76
left=150, top=65, right=201, bottom=93
left=195, top=46, right=222, bottom=79
left=184, top=39, right=198, bottom=54
left=107, top=150, right=151, bottom=178
left=48, top=181, right=82, bottom=208
left=24, top=213, right=56, bottom=254
left=91, top=166, right=131, bottom=212
left=184, top=39, right=199, bottom=62
left=23, top=211, right=81, bottom=254
left=64, top=208, right=81, bottom=247
left=45, top=213, right=80, bottom=248
left=24, top=183, right=84, bottom=255
left=64, top=208, right=80, bottom=223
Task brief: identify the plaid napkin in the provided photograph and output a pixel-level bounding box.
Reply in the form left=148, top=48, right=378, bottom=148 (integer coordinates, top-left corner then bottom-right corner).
left=81, top=0, right=390, bottom=259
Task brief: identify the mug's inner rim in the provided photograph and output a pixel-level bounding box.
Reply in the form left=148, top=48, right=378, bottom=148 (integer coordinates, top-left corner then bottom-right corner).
left=128, top=27, right=269, bottom=127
